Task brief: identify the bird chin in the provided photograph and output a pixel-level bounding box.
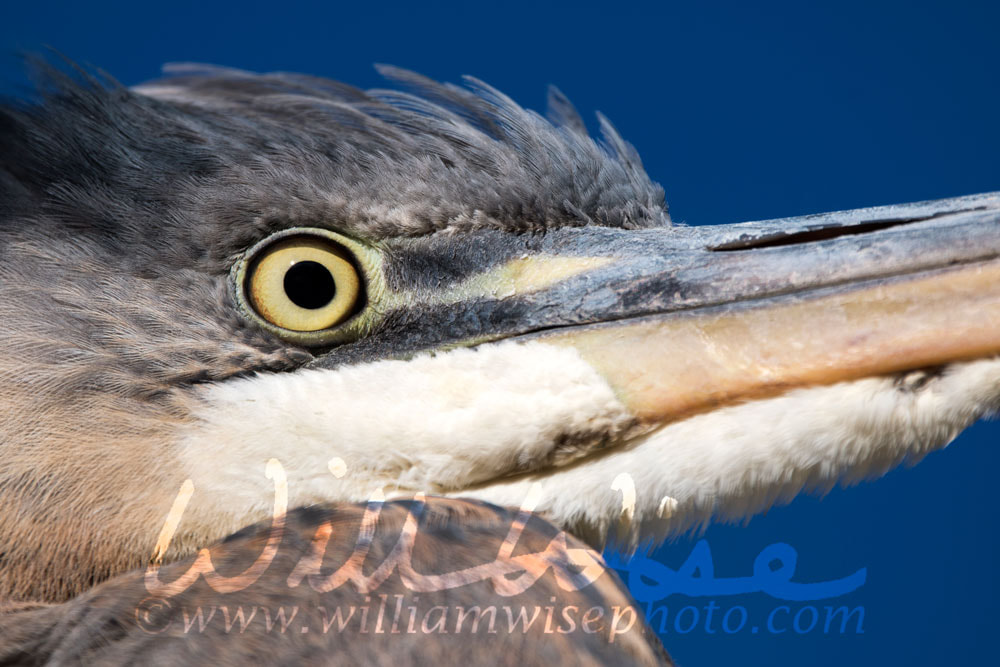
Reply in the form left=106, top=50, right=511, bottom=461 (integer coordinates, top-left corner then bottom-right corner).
left=170, top=339, right=637, bottom=553
left=170, top=326, right=1000, bottom=558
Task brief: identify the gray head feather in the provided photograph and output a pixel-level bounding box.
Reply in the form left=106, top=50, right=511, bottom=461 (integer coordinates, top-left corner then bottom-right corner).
left=134, top=62, right=669, bottom=237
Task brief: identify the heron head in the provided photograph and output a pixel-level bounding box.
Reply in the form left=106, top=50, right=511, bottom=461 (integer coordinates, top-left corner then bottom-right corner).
left=3, top=61, right=999, bottom=602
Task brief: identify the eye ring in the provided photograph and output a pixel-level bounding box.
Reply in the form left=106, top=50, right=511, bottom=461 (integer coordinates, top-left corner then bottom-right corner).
left=232, top=228, right=384, bottom=347
left=247, top=237, right=360, bottom=331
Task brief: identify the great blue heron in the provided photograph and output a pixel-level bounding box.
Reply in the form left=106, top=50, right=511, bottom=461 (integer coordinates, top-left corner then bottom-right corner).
left=1, top=60, right=998, bottom=664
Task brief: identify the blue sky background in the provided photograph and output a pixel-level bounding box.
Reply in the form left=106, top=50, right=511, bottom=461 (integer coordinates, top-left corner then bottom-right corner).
left=3, top=2, right=998, bottom=664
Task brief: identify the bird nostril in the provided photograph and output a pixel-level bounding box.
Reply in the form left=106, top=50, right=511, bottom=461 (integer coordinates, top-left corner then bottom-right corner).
left=708, top=218, right=921, bottom=251
left=283, top=261, right=337, bottom=309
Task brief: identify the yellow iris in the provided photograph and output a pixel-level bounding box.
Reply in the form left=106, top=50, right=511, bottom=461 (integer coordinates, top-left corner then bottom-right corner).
left=247, top=237, right=360, bottom=331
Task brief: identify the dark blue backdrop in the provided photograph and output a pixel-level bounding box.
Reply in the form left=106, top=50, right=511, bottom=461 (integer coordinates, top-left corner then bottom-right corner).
left=3, top=2, right=998, bottom=664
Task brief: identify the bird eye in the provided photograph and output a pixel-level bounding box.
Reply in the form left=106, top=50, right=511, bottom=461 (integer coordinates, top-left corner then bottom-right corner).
left=246, top=236, right=361, bottom=332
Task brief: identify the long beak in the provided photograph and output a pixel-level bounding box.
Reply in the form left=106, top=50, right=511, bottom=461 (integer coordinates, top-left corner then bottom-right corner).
left=518, top=191, right=1000, bottom=423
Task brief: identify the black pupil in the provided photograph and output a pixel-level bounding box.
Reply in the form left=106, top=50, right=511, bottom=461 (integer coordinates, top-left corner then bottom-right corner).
left=283, top=261, right=336, bottom=309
